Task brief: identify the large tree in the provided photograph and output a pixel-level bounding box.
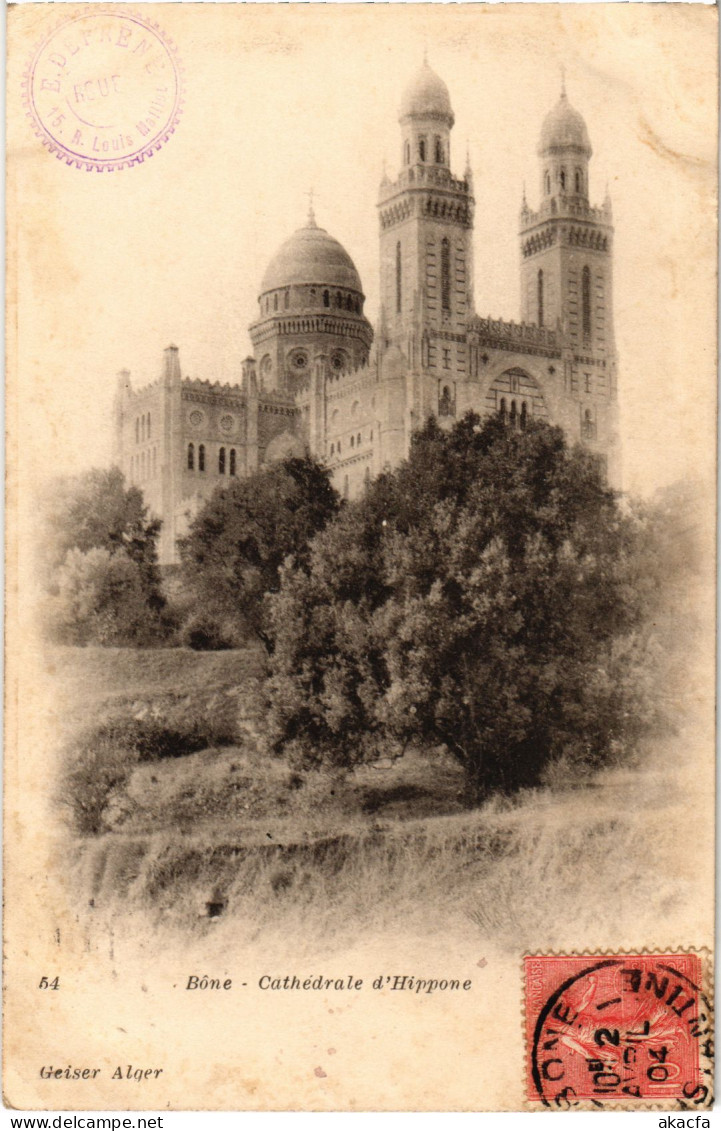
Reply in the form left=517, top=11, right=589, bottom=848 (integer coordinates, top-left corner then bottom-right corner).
left=42, top=467, right=165, bottom=643
left=265, top=414, right=653, bottom=799
left=179, top=454, right=340, bottom=650
left=44, top=467, right=163, bottom=604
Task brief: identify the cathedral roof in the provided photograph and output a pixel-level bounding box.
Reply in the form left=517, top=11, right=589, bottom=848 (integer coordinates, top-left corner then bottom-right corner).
left=260, top=214, right=364, bottom=294
left=399, top=58, right=454, bottom=124
left=538, top=89, right=592, bottom=156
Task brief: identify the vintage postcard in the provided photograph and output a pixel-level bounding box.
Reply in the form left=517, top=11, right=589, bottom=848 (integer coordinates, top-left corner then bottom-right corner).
left=5, top=2, right=717, bottom=1112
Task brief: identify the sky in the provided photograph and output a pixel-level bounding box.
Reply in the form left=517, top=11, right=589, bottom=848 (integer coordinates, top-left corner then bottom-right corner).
left=9, top=3, right=717, bottom=498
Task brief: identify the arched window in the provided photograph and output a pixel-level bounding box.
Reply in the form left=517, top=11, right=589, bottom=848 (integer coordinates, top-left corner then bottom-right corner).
left=198, top=444, right=205, bottom=472
left=230, top=449, right=236, bottom=476
left=435, top=137, right=443, bottom=164
left=418, top=137, right=426, bottom=163
left=544, top=170, right=550, bottom=195
left=520, top=402, right=528, bottom=431
left=441, top=237, right=451, bottom=311
left=284, top=290, right=289, bottom=309
left=582, top=265, right=592, bottom=339
left=346, top=294, right=353, bottom=311
left=273, top=293, right=278, bottom=311
left=337, top=440, right=341, bottom=453
left=370, top=429, right=373, bottom=441
left=404, top=141, right=410, bottom=165
left=499, top=397, right=507, bottom=423
left=575, top=168, right=582, bottom=194
left=357, top=433, right=361, bottom=446
left=147, top=413, right=151, bottom=439
left=582, top=408, right=596, bottom=440
left=560, top=168, right=566, bottom=190
left=334, top=291, right=341, bottom=308
left=510, top=400, right=518, bottom=429
left=187, top=443, right=194, bottom=471
left=350, top=435, right=355, bottom=449
left=323, top=290, right=330, bottom=308
left=219, top=447, right=226, bottom=474
left=439, top=385, right=453, bottom=417
left=330, top=443, right=335, bottom=456
left=537, top=269, right=544, bottom=327
left=396, top=241, right=402, bottom=314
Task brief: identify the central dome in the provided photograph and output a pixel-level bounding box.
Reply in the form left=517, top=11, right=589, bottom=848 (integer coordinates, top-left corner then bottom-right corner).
left=399, top=58, right=454, bottom=124
left=538, top=91, right=592, bottom=156
left=261, top=217, right=364, bottom=295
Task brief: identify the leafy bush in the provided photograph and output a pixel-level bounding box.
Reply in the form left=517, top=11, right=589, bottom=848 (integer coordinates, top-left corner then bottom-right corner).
left=178, top=613, right=239, bottom=651
left=58, top=712, right=242, bottom=835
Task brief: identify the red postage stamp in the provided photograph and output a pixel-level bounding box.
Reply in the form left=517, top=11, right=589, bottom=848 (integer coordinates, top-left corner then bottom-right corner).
left=525, top=953, right=713, bottom=1108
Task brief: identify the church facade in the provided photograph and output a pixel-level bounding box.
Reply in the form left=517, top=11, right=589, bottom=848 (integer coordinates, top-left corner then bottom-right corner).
left=114, top=61, right=619, bottom=565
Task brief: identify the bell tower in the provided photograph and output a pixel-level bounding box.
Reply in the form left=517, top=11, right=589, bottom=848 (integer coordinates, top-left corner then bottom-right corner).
left=519, top=81, right=615, bottom=361
left=377, top=58, right=474, bottom=380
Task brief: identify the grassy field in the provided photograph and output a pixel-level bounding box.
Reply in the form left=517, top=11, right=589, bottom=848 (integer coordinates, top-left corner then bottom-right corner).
left=47, top=640, right=711, bottom=953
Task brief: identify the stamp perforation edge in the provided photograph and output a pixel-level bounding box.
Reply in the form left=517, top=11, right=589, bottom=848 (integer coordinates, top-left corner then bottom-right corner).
left=521, top=947, right=714, bottom=1112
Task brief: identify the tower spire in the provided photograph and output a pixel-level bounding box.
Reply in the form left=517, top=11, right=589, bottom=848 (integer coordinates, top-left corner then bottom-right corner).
left=305, top=187, right=317, bottom=228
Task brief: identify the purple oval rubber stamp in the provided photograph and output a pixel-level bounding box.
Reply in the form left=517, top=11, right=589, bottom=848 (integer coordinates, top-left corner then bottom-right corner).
left=24, top=8, right=183, bottom=171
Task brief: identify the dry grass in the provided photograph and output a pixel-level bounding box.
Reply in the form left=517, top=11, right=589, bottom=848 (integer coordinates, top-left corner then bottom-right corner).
left=52, top=641, right=709, bottom=955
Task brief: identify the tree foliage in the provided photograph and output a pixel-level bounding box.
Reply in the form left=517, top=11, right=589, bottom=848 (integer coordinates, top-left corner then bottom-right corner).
left=179, top=455, right=340, bottom=650
left=42, top=467, right=165, bottom=644
left=47, top=547, right=156, bottom=646
left=265, top=414, right=656, bottom=800
left=44, top=467, right=163, bottom=600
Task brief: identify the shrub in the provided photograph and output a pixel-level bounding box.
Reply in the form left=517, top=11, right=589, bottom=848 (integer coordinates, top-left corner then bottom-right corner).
left=58, top=713, right=242, bottom=835
left=178, top=613, right=239, bottom=651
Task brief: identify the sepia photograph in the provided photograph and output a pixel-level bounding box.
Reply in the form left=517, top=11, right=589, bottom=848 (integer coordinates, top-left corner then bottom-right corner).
left=5, top=2, right=717, bottom=1111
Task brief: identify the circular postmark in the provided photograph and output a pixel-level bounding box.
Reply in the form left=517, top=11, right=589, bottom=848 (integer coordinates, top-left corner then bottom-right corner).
left=23, top=9, right=183, bottom=171
left=527, top=954, right=713, bottom=1109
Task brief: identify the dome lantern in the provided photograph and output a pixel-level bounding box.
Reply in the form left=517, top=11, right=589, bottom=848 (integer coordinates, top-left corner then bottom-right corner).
left=538, top=88, right=592, bottom=157
left=537, top=82, right=592, bottom=203
left=398, top=57, right=454, bottom=173
left=399, top=57, right=454, bottom=126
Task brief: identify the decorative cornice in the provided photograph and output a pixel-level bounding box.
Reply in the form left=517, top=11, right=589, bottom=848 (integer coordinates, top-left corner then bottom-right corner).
left=183, top=390, right=246, bottom=408
left=249, top=313, right=374, bottom=348
left=469, top=316, right=562, bottom=360
left=429, top=329, right=466, bottom=344
left=379, top=187, right=473, bottom=231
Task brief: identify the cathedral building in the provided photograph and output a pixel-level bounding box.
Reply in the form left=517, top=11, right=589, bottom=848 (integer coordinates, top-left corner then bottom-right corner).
left=114, top=61, right=619, bottom=565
